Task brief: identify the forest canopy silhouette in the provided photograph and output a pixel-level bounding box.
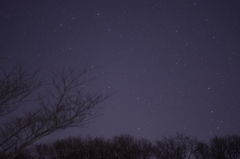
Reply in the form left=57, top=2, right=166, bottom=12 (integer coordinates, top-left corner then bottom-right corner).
left=1, top=64, right=240, bottom=159
left=3, top=133, right=240, bottom=159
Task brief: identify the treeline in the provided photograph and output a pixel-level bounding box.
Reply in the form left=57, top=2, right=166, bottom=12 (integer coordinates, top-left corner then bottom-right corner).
left=2, top=133, right=240, bottom=159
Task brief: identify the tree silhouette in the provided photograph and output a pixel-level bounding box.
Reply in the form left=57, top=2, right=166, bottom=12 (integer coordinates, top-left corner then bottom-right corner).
left=13, top=134, right=240, bottom=159
left=210, top=135, right=240, bottom=159
left=136, top=138, right=154, bottom=159
left=194, top=141, right=210, bottom=159
left=225, top=134, right=240, bottom=159
left=0, top=65, right=107, bottom=159
left=52, top=137, right=87, bottom=159
left=154, top=133, right=197, bottom=159
left=84, top=136, right=112, bottom=159
left=111, top=134, right=141, bottom=159
left=32, top=142, right=56, bottom=159
left=0, top=64, right=42, bottom=116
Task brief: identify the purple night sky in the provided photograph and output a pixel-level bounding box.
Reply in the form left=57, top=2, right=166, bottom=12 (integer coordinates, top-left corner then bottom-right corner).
left=1, top=0, right=240, bottom=142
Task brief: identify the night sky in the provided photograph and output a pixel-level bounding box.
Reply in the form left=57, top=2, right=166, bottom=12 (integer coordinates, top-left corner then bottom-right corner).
left=1, top=0, right=240, bottom=142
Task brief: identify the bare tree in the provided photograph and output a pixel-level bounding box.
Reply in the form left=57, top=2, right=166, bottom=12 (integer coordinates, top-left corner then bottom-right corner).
left=32, top=142, right=57, bottom=159
left=210, top=135, right=240, bottom=159
left=137, top=138, right=154, bottom=159
left=84, top=136, right=112, bottom=159
left=193, top=141, right=210, bottom=159
left=111, top=134, right=140, bottom=159
left=225, top=134, right=240, bottom=159
left=209, top=136, right=227, bottom=159
left=0, top=64, right=43, bottom=116
left=154, top=136, right=180, bottom=159
left=52, top=137, right=87, bottom=159
left=0, top=65, right=107, bottom=159
left=32, top=135, right=153, bottom=159
left=154, top=133, right=197, bottom=159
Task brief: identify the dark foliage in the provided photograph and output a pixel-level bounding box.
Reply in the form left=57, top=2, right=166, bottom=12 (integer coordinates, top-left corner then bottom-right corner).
left=5, top=134, right=240, bottom=159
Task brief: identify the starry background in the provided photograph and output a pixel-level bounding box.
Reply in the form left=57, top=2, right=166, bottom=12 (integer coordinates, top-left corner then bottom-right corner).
left=1, top=0, right=240, bottom=142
